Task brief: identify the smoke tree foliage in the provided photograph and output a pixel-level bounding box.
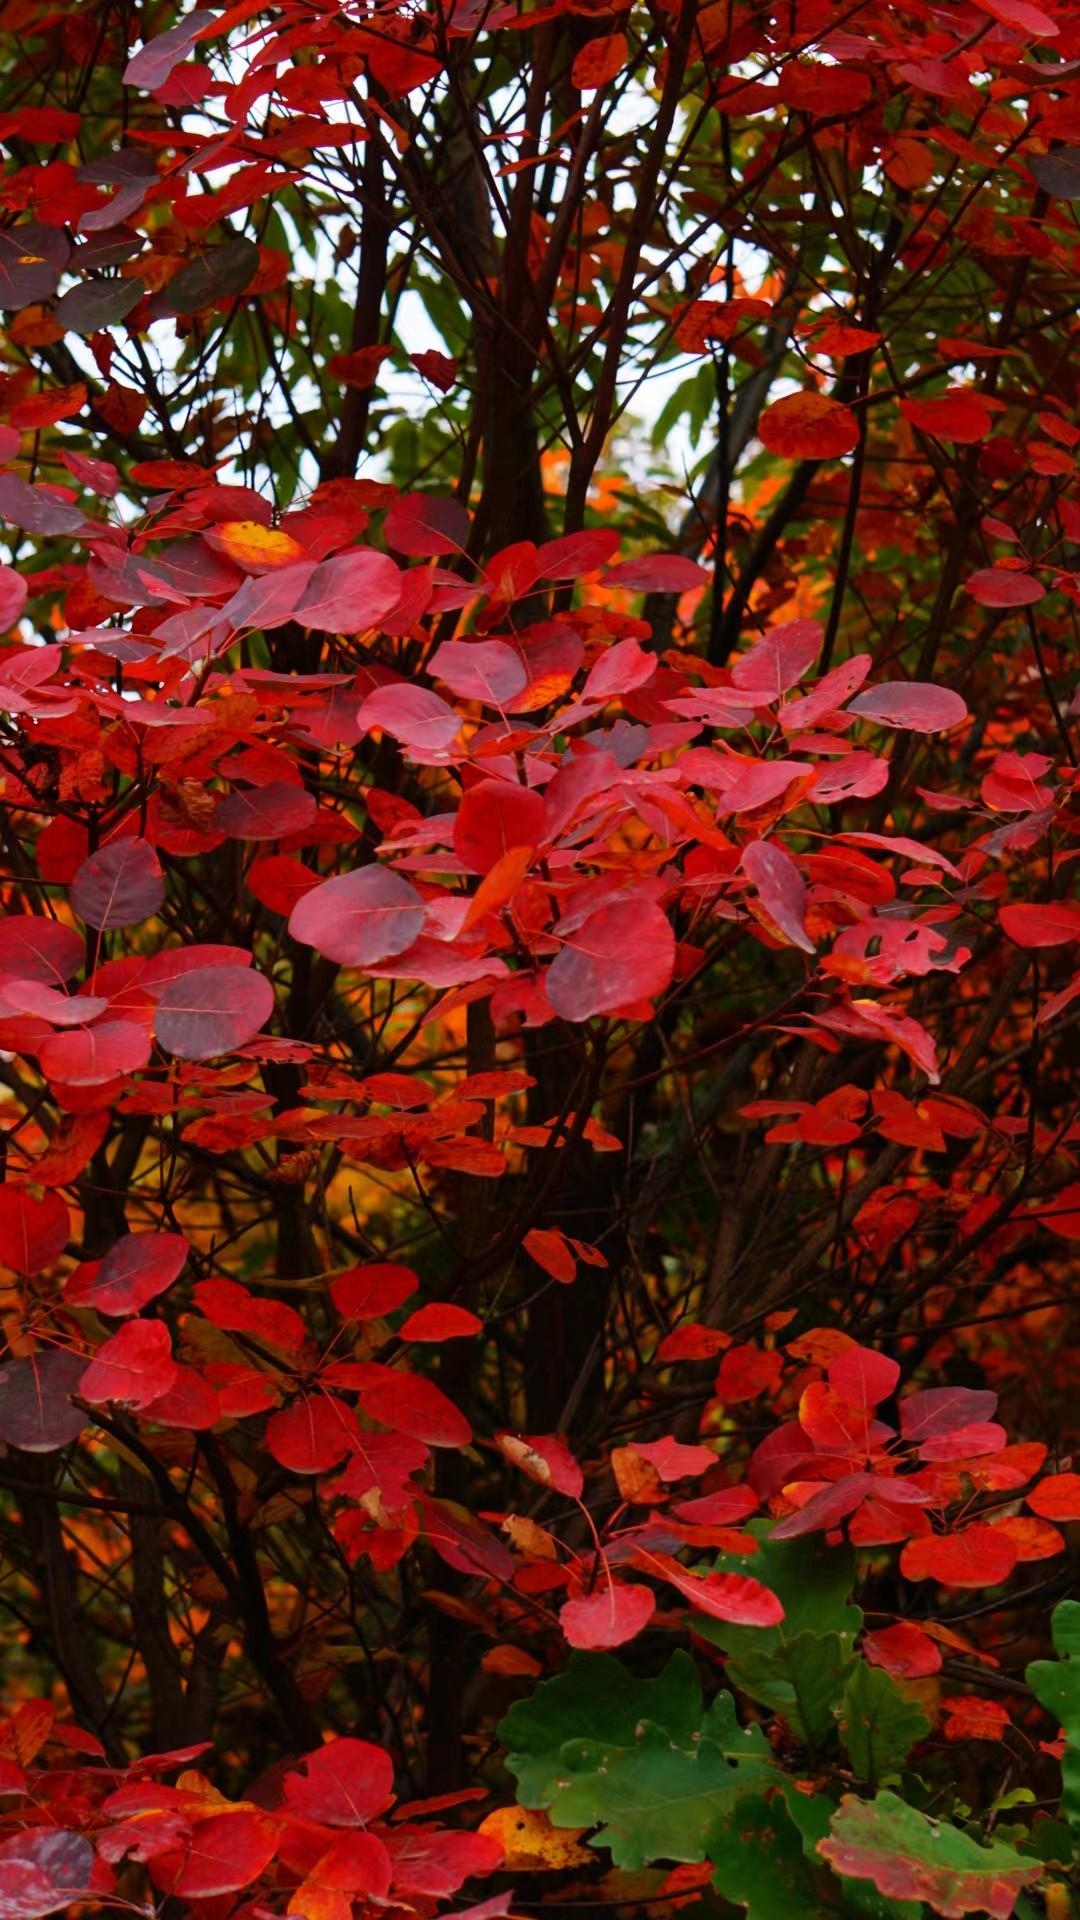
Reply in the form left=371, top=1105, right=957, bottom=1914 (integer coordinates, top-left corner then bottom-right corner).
left=0, top=0, right=1078, bottom=1915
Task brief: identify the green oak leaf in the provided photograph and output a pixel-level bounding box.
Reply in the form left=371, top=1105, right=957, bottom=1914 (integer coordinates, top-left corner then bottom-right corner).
left=839, top=1663, right=931, bottom=1788
left=499, top=1649, right=774, bottom=1869
left=699, top=1523, right=864, bottom=1659
left=724, top=1630, right=851, bottom=1756
left=694, top=1525, right=863, bottom=1754
left=819, top=1790, right=1040, bottom=1919
left=1027, top=1600, right=1080, bottom=1853
left=708, top=1790, right=919, bottom=1920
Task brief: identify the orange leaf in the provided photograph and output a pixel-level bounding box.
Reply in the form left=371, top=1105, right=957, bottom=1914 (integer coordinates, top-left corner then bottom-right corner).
left=523, top=1226, right=577, bottom=1283
left=212, top=521, right=307, bottom=572
left=571, top=32, right=627, bottom=88
left=758, top=391, right=859, bottom=459
left=328, top=345, right=394, bottom=389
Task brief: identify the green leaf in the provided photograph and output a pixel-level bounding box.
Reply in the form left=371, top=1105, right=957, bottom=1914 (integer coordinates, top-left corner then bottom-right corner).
left=708, top=1790, right=917, bottom=1920
left=162, top=235, right=261, bottom=315
left=819, top=1790, right=1040, bottom=1919
left=1019, top=1815, right=1071, bottom=1866
left=780, top=1792, right=921, bottom=1920
left=839, top=1665, right=931, bottom=1788
left=702, top=1523, right=864, bottom=1660
left=724, top=1630, right=851, bottom=1756
left=1052, top=1600, right=1080, bottom=1660
left=1027, top=1600, right=1080, bottom=1853
left=649, top=366, right=714, bottom=451
left=499, top=1650, right=774, bottom=1869
left=709, top=1791, right=842, bottom=1920
left=54, top=276, right=145, bottom=334
left=696, top=1527, right=862, bottom=1754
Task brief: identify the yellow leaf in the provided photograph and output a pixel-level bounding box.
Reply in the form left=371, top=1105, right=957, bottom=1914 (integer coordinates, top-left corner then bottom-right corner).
left=215, top=520, right=306, bottom=572
left=477, top=1807, right=592, bottom=1871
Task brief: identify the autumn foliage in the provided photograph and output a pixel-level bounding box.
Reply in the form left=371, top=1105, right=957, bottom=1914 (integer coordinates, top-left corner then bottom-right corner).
left=0, top=0, right=1079, bottom=1917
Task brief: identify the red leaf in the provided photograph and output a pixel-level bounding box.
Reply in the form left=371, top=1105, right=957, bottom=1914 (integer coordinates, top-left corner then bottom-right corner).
left=411, top=350, right=458, bottom=391
left=330, top=1263, right=419, bottom=1320
left=758, top=391, right=860, bottom=459
left=629, top=1438, right=717, bottom=1481
left=80, top=1321, right=178, bottom=1410
left=715, top=1344, right=783, bottom=1405
left=124, top=10, right=216, bottom=90
left=536, top=529, right=620, bottom=579
left=248, top=854, right=321, bottom=915
left=604, top=553, right=709, bottom=592
left=799, top=1380, right=890, bottom=1454
left=900, top=391, right=994, bottom=442
left=336, top=1431, right=429, bottom=1507
left=71, top=838, right=164, bottom=930
left=284, top=1738, right=394, bottom=1827
left=965, top=567, right=1044, bottom=607
left=523, top=1227, right=577, bottom=1283
left=384, top=494, right=470, bottom=558
left=384, top=1827, right=503, bottom=1898
left=40, top=1021, right=151, bottom=1087
left=999, top=902, right=1080, bottom=949
left=570, top=31, right=627, bottom=87
left=899, top=1524, right=1018, bottom=1588
left=0, top=1189, right=69, bottom=1273
left=359, top=685, right=461, bottom=754
left=289, top=866, right=426, bottom=965
left=974, top=0, right=1057, bottom=34
left=917, top=1422, right=1007, bottom=1462
left=352, top=1363, right=472, bottom=1447
left=770, top=1474, right=875, bottom=1540
left=299, top=1831, right=393, bottom=1907
left=546, top=899, right=675, bottom=1020
left=194, top=1277, right=306, bottom=1352
left=0, top=565, right=27, bottom=627
left=64, top=1232, right=189, bottom=1317
left=827, top=1346, right=900, bottom=1409
left=863, top=1623, right=942, bottom=1678
left=454, top=781, right=547, bottom=874
left=847, top=682, right=967, bottom=732
left=496, top=1431, right=584, bottom=1498
left=216, top=784, right=317, bottom=841
left=730, top=620, right=822, bottom=699
left=430, top=641, right=528, bottom=708
left=742, top=839, right=814, bottom=954
left=152, top=1811, right=277, bottom=1900
left=0, top=1351, right=88, bottom=1453
left=898, top=1386, right=998, bottom=1441
left=267, top=1395, right=358, bottom=1473
left=0, top=916, right=84, bottom=985
left=941, top=1696, right=1010, bottom=1742
left=328, top=345, right=394, bottom=389
left=1026, top=1472, right=1080, bottom=1521
left=144, top=1366, right=220, bottom=1431
left=292, top=550, right=403, bottom=634
left=399, top=1303, right=483, bottom=1341
left=153, top=963, right=275, bottom=1060
left=0, top=1831, right=93, bottom=1919
left=560, top=1582, right=655, bottom=1648
left=656, top=1324, right=731, bottom=1362
left=639, top=1550, right=784, bottom=1625
left=1029, top=1183, right=1080, bottom=1238
left=420, top=1495, right=515, bottom=1579
left=995, top=1515, right=1063, bottom=1561
left=670, top=1486, right=759, bottom=1525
